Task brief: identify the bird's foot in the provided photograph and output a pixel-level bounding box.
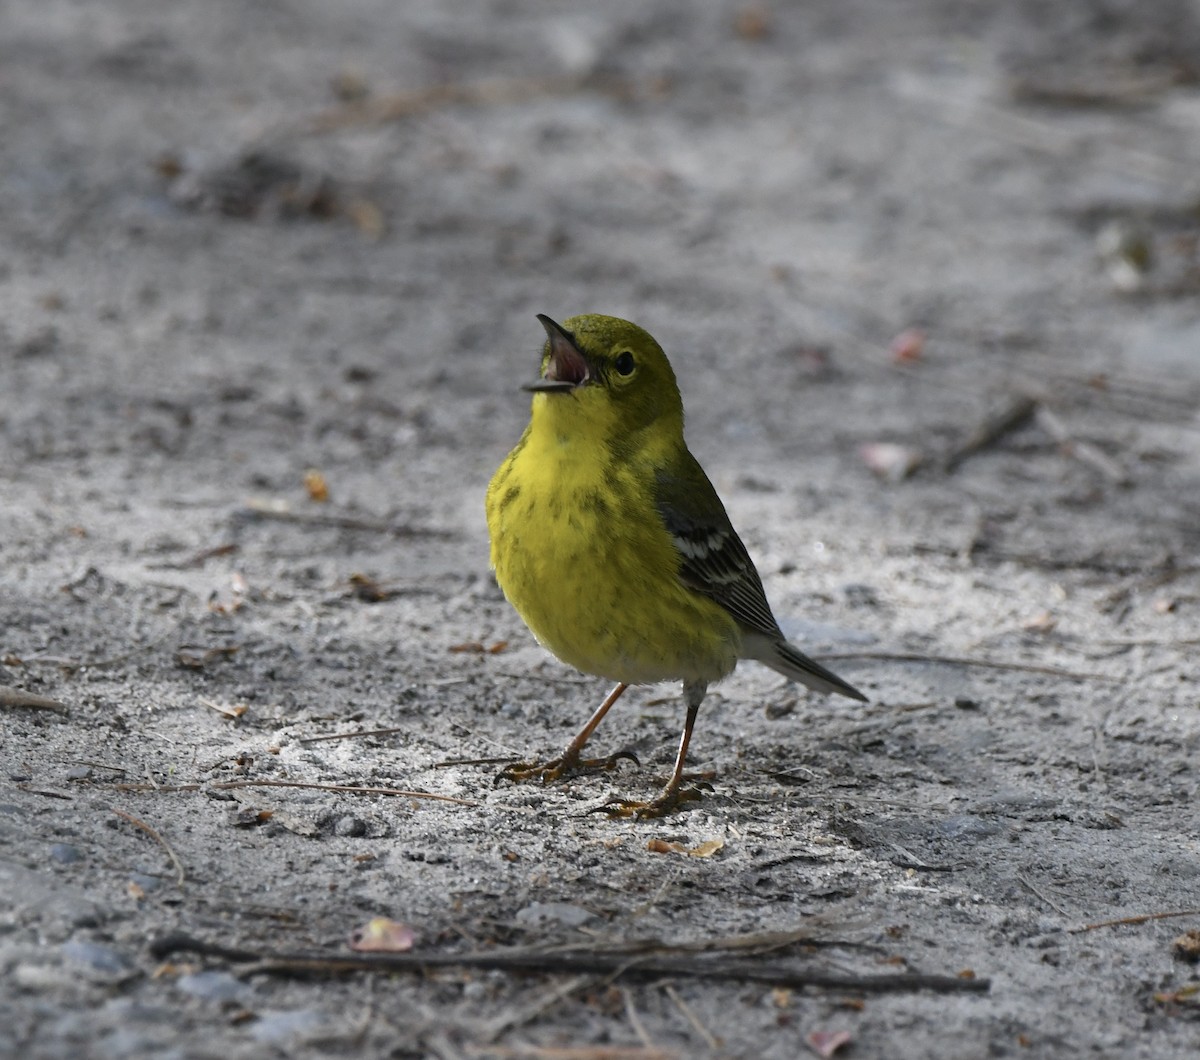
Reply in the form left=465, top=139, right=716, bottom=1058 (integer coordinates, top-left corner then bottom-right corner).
left=597, top=783, right=705, bottom=819
left=496, top=748, right=640, bottom=786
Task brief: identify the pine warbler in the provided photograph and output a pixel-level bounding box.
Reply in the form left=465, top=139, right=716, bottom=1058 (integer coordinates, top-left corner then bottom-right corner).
left=487, top=314, right=866, bottom=817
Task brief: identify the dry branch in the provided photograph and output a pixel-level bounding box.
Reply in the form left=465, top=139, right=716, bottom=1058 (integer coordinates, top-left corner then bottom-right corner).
left=111, top=807, right=186, bottom=886
left=0, top=685, right=69, bottom=713
left=149, top=933, right=990, bottom=995
left=944, top=394, right=1037, bottom=471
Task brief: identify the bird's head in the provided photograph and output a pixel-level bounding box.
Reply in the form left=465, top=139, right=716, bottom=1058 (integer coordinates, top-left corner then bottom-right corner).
left=525, top=314, right=684, bottom=442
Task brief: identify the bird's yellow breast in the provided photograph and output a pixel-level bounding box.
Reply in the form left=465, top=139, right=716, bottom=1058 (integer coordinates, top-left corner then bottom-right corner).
left=487, top=396, right=740, bottom=685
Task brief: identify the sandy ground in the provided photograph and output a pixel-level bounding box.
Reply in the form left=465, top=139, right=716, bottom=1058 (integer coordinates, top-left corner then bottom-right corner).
left=2, top=1, right=1200, bottom=1057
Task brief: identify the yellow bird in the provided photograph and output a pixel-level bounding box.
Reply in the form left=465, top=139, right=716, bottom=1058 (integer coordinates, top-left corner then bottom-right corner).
left=487, top=314, right=867, bottom=817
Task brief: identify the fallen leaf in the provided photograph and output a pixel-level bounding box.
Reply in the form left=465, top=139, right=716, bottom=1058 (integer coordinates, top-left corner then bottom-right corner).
left=229, top=806, right=273, bottom=828
left=208, top=572, right=249, bottom=613
left=200, top=698, right=248, bottom=719
left=176, top=645, right=240, bottom=670
left=330, top=69, right=370, bottom=102
left=688, top=838, right=724, bottom=858
left=733, top=5, right=771, bottom=40
left=348, top=917, right=415, bottom=953
left=647, top=838, right=685, bottom=854
left=1022, top=611, right=1057, bottom=634
left=346, top=198, right=386, bottom=240
left=859, top=442, right=922, bottom=481
left=806, top=1029, right=852, bottom=1058
left=448, top=641, right=508, bottom=654
left=304, top=468, right=330, bottom=503
left=889, top=327, right=926, bottom=363
left=1173, top=929, right=1200, bottom=962
left=1154, top=983, right=1200, bottom=1005
left=647, top=837, right=724, bottom=858
left=348, top=573, right=396, bottom=602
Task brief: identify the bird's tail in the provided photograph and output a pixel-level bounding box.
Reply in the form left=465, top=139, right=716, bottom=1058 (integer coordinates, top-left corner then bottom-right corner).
left=743, top=633, right=868, bottom=702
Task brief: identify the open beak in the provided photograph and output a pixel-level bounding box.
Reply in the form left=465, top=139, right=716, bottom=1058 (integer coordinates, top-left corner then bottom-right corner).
left=524, top=314, right=590, bottom=393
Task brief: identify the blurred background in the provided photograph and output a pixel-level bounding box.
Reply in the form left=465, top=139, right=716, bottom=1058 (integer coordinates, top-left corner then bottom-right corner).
left=2, top=2, right=1199, bottom=1056
left=4, top=0, right=1198, bottom=593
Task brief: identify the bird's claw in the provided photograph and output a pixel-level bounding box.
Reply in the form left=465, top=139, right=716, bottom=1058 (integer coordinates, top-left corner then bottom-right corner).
left=496, top=748, right=640, bottom=787
left=596, top=784, right=705, bottom=819
left=495, top=758, right=568, bottom=786
left=587, top=748, right=641, bottom=772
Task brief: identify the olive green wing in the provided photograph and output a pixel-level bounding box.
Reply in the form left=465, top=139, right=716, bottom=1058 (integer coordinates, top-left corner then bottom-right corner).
left=653, top=451, right=784, bottom=640
left=654, top=450, right=868, bottom=703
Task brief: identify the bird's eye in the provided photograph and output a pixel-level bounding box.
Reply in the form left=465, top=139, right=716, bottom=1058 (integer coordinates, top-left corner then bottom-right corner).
left=614, top=351, right=636, bottom=376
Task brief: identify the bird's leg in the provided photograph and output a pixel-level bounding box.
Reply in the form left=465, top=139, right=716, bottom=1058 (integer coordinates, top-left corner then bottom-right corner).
left=498, top=682, right=639, bottom=785
left=603, top=680, right=708, bottom=818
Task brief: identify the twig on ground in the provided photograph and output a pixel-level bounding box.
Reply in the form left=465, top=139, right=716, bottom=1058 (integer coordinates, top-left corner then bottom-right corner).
left=15, top=786, right=73, bottom=800
left=299, top=727, right=409, bottom=745
left=147, top=542, right=240, bottom=570
left=103, top=782, right=187, bottom=793
left=19, top=624, right=181, bottom=672
left=0, top=685, right=69, bottom=714
left=1099, top=637, right=1200, bottom=648
left=464, top=1047, right=674, bottom=1059
left=1070, top=910, right=1200, bottom=934
left=623, top=988, right=658, bottom=1052
left=422, top=1030, right=467, bottom=1060
left=489, top=670, right=598, bottom=686
left=305, top=76, right=626, bottom=133
left=818, top=651, right=1121, bottom=683
left=477, top=975, right=598, bottom=1045
left=1034, top=404, right=1130, bottom=484
left=662, top=983, right=721, bottom=1050
left=207, top=779, right=476, bottom=805
left=897, top=78, right=1185, bottom=186
left=65, top=758, right=129, bottom=774
left=148, top=933, right=991, bottom=994
left=889, top=843, right=963, bottom=873
left=942, top=385, right=1131, bottom=485
left=432, top=756, right=518, bottom=768
left=199, top=697, right=247, bottom=719
left=111, top=807, right=186, bottom=887
left=1017, top=875, right=1072, bottom=917
left=98, top=779, right=476, bottom=806
left=944, top=393, right=1037, bottom=471
left=231, top=503, right=454, bottom=539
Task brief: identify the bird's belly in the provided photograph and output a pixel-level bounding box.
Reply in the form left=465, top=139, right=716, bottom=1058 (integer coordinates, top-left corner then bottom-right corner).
left=489, top=452, right=739, bottom=685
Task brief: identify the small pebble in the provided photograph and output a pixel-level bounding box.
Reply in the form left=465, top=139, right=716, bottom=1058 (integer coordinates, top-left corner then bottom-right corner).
left=62, top=940, right=137, bottom=980
left=333, top=816, right=366, bottom=837
left=50, top=843, right=83, bottom=865
left=461, top=980, right=487, bottom=1002
left=933, top=815, right=1002, bottom=841
left=176, top=970, right=248, bottom=1002
left=514, top=902, right=593, bottom=928
left=249, top=1009, right=331, bottom=1044
left=129, top=872, right=162, bottom=893
left=13, top=963, right=79, bottom=992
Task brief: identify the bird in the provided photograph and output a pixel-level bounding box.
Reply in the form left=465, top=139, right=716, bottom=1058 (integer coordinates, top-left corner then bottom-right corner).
left=486, top=314, right=867, bottom=817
